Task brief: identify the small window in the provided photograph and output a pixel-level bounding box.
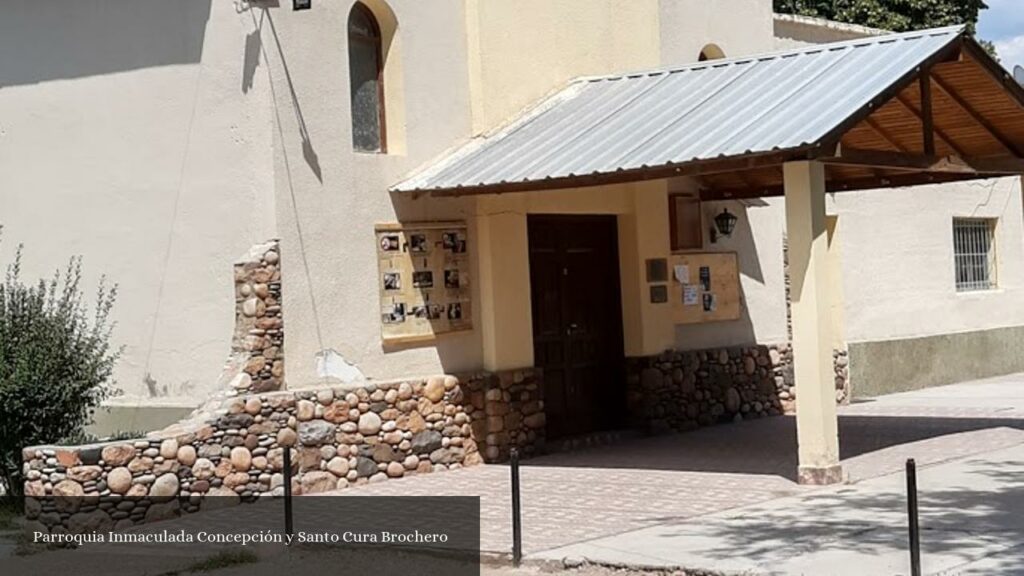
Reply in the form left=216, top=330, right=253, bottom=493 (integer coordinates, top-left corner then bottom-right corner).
left=348, top=3, right=385, bottom=153
left=953, top=218, right=997, bottom=292
left=669, top=194, right=703, bottom=251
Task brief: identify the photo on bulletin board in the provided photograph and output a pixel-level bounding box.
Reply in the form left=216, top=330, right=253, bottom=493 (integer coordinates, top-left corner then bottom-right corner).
left=412, top=270, right=434, bottom=289
left=445, top=269, right=469, bottom=290
left=383, top=271, right=401, bottom=291
left=702, top=293, right=717, bottom=312
left=412, top=303, right=444, bottom=320
left=443, top=230, right=467, bottom=254
left=409, top=233, right=430, bottom=254
left=379, top=234, right=400, bottom=252
left=381, top=302, right=406, bottom=324
left=447, top=301, right=464, bottom=321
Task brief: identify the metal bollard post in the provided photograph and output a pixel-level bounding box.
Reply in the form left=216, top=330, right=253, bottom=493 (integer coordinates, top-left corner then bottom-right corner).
left=510, top=447, right=523, bottom=567
left=906, top=458, right=921, bottom=576
left=283, top=446, right=294, bottom=537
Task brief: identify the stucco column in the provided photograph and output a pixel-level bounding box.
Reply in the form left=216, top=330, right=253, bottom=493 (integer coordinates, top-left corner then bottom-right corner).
left=784, top=161, right=843, bottom=485
left=619, top=181, right=675, bottom=357
left=477, top=207, right=534, bottom=371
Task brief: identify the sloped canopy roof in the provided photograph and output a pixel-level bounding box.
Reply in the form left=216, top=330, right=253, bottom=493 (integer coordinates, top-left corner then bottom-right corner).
left=393, top=26, right=1024, bottom=198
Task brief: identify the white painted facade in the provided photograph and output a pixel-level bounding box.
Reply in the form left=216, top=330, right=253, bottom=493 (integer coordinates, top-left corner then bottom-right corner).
left=1, top=0, right=1021, bottom=425
left=0, top=0, right=276, bottom=415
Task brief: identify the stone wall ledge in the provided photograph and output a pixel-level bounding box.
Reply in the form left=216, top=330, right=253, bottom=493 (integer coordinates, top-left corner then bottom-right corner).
left=22, top=374, right=483, bottom=535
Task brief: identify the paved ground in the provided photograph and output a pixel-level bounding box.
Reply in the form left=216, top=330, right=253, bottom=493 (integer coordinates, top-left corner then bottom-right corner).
left=7, top=373, right=1024, bottom=575
left=525, top=373, right=1024, bottom=574
left=321, top=373, right=1024, bottom=561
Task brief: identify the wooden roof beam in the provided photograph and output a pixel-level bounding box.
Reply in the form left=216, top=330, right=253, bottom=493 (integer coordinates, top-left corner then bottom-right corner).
left=893, top=93, right=967, bottom=157
left=931, top=73, right=1024, bottom=158
left=920, top=72, right=936, bottom=156
left=817, top=148, right=1024, bottom=175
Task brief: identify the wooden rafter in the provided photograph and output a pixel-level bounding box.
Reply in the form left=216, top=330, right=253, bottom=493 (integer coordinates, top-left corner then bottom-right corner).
left=893, top=93, right=967, bottom=157
left=864, top=116, right=909, bottom=152
left=931, top=73, right=1024, bottom=157
left=703, top=171, right=992, bottom=200
left=920, top=73, right=936, bottom=155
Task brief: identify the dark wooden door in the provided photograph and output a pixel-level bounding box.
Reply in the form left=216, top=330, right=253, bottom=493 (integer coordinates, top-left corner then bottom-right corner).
left=528, top=215, right=626, bottom=439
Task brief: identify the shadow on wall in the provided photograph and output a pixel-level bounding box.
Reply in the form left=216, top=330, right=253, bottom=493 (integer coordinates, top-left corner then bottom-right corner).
left=0, top=0, right=211, bottom=88
left=675, top=198, right=770, bottom=349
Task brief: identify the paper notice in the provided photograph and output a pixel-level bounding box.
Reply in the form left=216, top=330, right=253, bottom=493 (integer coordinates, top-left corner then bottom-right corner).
left=683, top=284, right=699, bottom=306
left=674, top=264, right=689, bottom=283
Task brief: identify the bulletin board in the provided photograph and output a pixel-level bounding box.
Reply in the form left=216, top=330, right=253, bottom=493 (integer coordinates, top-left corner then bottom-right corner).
left=375, top=221, right=472, bottom=344
left=669, top=252, right=741, bottom=324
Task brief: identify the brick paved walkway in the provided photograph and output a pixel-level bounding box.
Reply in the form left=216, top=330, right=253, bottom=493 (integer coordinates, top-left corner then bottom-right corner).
left=322, top=373, right=1024, bottom=555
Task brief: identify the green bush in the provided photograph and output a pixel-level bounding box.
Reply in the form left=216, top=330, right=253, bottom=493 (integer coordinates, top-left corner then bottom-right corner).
left=0, top=236, right=120, bottom=501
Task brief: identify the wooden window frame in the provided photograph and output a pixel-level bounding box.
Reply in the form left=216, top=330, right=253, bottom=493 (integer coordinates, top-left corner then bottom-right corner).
left=348, top=2, right=387, bottom=153
left=668, top=193, right=704, bottom=252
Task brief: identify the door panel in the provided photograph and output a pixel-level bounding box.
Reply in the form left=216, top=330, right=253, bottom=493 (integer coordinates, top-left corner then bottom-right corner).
left=528, top=215, right=626, bottom=439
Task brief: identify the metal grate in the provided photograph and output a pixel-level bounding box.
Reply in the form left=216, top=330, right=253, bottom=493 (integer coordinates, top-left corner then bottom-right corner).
left=953, top=218, right=997, bottom=292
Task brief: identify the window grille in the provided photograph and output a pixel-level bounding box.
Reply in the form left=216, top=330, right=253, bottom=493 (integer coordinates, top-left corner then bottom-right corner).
left=953, top=218, right=996, bottom=292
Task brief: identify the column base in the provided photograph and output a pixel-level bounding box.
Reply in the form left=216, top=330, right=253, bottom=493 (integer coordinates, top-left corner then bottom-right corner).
left=798, top=464, right=844, bottom=485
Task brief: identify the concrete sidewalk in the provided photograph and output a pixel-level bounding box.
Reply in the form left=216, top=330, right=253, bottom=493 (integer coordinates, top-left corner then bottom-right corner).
left=532, top=440, right=1024, bottom=575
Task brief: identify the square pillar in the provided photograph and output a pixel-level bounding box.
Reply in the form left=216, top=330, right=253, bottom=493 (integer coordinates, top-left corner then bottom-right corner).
left=784, top=161, right=843, bottom=485
left=618, top=181, right=676, bottom=357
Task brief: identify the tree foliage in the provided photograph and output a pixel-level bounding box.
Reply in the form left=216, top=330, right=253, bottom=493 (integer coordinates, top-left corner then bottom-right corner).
left=774, top=0, right=996, bottom=57
left=0, top=234, right=120, bottom=499
left=774, top=0, right=987, bottom=31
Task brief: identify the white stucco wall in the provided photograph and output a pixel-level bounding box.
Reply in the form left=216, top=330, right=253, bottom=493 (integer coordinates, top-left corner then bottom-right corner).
left=773, top=13, right=887, bottom=51
left=0, top=0, right=276, bottom=407
left=828, top=177, right=1024, bottom=344
left=264, top=0, right=480, bottom=388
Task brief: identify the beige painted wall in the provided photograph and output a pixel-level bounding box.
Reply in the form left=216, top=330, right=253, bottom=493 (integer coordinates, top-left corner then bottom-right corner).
left=465, top=0, right=662, bottom=134
left=474, top=181, right=676, bottom=368
left=659, top=0, right=775, bottom=64
left=0, top=0, right=276, bottom=408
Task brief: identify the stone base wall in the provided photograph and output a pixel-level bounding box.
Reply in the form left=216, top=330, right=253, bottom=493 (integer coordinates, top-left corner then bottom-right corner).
left=627, top=344, right=849, bottom=433
left=462, top=368, right=545, bottom=462
left=22, top=376, right=479, bottom=535
left=229, top=240, right=283, bottom=395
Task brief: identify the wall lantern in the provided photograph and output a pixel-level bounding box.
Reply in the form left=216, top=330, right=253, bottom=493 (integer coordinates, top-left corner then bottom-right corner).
left=293, top=0, right=311, bottom=10
left=711, top=208, right=738, bottom=242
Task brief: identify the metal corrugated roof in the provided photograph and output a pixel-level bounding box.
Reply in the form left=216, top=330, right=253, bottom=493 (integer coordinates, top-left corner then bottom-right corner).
left=393, top=25, right=966, bottom=193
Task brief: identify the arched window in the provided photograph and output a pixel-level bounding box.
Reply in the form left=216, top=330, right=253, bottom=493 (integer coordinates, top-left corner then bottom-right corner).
left=698, top=44, right=725, bottom=62
left=349, top=3, right=385, bottom=152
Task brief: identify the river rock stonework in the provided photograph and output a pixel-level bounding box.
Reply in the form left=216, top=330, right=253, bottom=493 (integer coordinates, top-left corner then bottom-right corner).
left=462, top=368, right=545, bottom=462
left=229, top=240, right=284, bottom=395
left=22, top=376, right=479, bottom=535
left=627, top=344, right=850, bottom=433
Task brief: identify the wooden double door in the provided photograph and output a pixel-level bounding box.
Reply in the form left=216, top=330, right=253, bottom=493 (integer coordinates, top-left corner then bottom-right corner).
left=528, top=215, right=626, bottom=439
